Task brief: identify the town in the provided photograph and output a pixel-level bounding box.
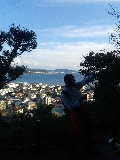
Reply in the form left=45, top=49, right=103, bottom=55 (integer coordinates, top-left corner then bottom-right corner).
left=0, top=81, right=94, bottom=118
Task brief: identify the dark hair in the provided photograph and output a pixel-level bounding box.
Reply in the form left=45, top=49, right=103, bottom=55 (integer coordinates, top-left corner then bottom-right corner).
left=64, top=74, right=75, bottom=84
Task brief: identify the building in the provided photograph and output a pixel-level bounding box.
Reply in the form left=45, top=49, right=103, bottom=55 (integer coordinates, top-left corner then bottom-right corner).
left=45, top=96, right=52, bottom=105
left=0, top=100, right=7, bottom=110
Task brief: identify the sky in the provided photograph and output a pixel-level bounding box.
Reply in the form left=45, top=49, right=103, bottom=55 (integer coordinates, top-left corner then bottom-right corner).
left=0, top=0, right=120, bottom=70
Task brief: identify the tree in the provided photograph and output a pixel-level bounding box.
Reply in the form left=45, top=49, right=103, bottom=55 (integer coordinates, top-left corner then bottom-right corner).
left=79, top=5, right=120, bottom=127
left=0, top=24, right=37, bottom=89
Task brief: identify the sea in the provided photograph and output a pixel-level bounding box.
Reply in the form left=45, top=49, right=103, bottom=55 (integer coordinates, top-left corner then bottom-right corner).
left=12, top=72, right=84, bottom=86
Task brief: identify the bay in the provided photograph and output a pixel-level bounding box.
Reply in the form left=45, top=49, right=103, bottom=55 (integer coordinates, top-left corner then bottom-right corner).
left=12, top=73, right=84, bottom=86
left=51, top=107, right=65, bottom=116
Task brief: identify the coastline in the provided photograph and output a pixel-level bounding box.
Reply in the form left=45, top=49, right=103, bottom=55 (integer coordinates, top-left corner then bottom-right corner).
left=12, top=72, right=83, bottom=86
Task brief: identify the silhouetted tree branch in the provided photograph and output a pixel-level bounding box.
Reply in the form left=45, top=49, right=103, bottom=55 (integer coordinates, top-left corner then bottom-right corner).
left=0, top=24, right=37, bottom=89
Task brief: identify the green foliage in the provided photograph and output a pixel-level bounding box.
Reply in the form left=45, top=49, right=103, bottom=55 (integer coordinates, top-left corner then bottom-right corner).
left=0, top=105, right=70, bottom=149
left=35, top=105, right=70, bottom=145
left=79, top=52, right=120, bottom=127
left=10, top=112, right=36, bottom=146
left=0, top=24, right=37, bottom=89
left=0, top=115, right=12, bottom=148
left=79, top=5, right=120, bottom=129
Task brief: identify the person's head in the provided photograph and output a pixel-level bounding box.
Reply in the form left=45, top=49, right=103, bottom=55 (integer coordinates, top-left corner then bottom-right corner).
left=64, top=74, right=76, bottom=88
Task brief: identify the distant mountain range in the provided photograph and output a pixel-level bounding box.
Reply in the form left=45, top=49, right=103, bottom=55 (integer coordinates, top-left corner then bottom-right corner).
left=25, top=68, right=77, bottom=74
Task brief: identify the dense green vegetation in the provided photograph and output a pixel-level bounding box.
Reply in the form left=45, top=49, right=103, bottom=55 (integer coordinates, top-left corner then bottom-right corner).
left=0, top=24, right=37, bottom=89
left=0, top=102, right=118, bottom=150
left=0, top=105, right=71, bottom=151
left=79, top=5, right=120, bottom=139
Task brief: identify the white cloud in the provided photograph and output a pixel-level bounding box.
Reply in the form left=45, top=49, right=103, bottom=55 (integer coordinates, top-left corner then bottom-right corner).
left=28, top=0, right=120, bottom=6
left=49, top=64, right=58, bottom=66
left=14, top=41, right=115, bottom=70
left=23, top=60, right=32, bottom=64
left=33, top=62, right=39, bottom=66
left=12, top=58, right=21, bottom=65
left=39, top=42, right=60, bottom=47
left=37, top=25, right=114, bottom=38
left=8, top=23, right=117, bottom=70
left=45, top=0, right=120, bottom=3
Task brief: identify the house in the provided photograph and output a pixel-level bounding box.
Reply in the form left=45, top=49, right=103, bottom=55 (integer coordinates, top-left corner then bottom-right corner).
left=40, top=92, right=47, bottom=99
left=7, top=83, right=19, bottom=88
left=14, top=107, right=24, bottom=114
left=0, top=109, right=9, bottom=117
left=15, top=100, right=22, bottom=107
left=27, top=101, right=37, bottom=110
left=55, top=85, right=61, bottom=91
left=0, top=100, right=7, bottom=110
left=45, top=96, right=52, bottom=105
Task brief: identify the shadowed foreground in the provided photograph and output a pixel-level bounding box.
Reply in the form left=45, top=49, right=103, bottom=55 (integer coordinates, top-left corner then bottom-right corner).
left=1, top=142, right=120, bottom=160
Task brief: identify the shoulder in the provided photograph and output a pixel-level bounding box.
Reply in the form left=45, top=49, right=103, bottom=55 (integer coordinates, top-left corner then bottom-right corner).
left=61, top=90, right=70, bottom=98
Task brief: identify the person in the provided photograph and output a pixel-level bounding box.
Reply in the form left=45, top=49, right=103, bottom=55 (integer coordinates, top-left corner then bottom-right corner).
left=60, top=74, right=95, bottom=158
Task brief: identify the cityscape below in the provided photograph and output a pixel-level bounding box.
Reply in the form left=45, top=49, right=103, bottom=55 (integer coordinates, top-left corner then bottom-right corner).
left=0, top=68, right=92, bottom=123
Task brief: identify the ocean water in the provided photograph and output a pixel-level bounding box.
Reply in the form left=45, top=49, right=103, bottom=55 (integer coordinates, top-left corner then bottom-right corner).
left=51, top=107, right=65, bottom=116
left=12, top=73, right=84, bottom=86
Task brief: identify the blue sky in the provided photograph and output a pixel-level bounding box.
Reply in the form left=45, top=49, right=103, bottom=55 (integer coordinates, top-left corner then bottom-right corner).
left=0, top=0, right=120, bottom=70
